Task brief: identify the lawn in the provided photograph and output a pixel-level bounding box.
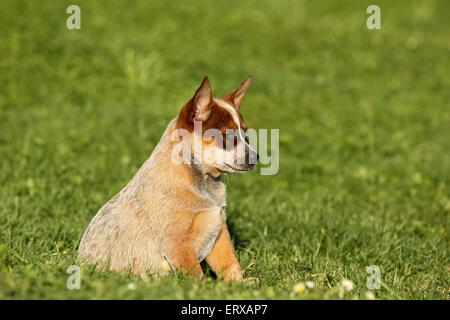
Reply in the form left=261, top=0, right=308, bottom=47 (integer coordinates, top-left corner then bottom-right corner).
left=0, top=0, right=448, bottom=299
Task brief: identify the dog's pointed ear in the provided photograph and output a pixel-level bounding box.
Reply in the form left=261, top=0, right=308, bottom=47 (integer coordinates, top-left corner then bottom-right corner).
left=192, top=76, right=212, bottom=121
left=222, top=76, right=252, bottom=109
left=177, top=76, right=212, bottom=130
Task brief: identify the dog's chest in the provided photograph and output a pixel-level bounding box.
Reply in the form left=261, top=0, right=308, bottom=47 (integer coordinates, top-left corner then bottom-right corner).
left=191, top=205, right=225, bottom=261
left=200, top=177, right=226, bottom=207
left=191, top=180, right=226, bottom=261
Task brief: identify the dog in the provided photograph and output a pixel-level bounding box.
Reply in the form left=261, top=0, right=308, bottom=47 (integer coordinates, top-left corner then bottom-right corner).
left=78, top=76, right=257, bottom=280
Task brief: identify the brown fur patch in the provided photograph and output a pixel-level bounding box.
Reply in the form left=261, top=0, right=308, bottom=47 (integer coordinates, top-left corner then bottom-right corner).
left=177, top=100, right=249, bottom=150
left=177, top=99, right=247, bottom=133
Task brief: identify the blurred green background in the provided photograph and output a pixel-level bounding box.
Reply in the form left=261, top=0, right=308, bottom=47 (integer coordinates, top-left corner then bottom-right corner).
left=0, top=0, right=448, bottom=299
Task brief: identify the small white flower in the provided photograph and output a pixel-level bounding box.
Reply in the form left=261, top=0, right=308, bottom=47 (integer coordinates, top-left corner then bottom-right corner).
left=341, top=279, right=354, bottom=292
left=127, top=282, right=137, bottom=290
left=305, top=281, right=315, bottom=289
left=365, top=291, right=376, bottom=300
left=293, top=282, right=305, bottom=295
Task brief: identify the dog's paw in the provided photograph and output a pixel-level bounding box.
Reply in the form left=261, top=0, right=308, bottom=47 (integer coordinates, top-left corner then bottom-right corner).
left=224, top=264, right=243, bottom=281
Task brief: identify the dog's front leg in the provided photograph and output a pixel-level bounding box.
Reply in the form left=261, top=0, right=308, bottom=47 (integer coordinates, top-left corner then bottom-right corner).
left=206, top=220, right=242, bottom=281
left=168, top=237, right=204, bottom=278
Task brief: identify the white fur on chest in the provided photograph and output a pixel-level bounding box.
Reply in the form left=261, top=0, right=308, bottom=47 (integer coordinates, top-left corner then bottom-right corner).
left=194, top=206, right=225, bottom=261
left=192, top=179, right=227, bottom=262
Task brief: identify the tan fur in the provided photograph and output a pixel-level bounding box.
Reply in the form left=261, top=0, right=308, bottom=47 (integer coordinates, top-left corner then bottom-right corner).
left=78, top=77, right=254, bottom=280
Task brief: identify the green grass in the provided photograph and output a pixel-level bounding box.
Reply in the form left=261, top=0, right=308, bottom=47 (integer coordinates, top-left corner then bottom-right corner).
left=0, top=0, right=449, bottom=299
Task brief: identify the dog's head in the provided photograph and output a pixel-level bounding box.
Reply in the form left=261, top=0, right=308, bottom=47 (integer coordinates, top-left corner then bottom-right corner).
left=175, top=76, right=258, bottom=176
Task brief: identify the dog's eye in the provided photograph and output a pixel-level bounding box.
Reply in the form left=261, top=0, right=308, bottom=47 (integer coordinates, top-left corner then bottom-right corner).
left=225, top=132, right=234, bottom=139
left=222, top=131, right=237, bottom=149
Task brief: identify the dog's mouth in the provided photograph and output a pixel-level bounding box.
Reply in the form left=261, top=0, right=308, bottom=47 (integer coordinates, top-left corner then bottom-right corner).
left=225, top=163, right=252, bottom=172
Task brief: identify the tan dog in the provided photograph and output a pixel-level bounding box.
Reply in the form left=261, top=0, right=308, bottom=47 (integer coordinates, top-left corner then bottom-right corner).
left=78, top=76, right=257, bottom=280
